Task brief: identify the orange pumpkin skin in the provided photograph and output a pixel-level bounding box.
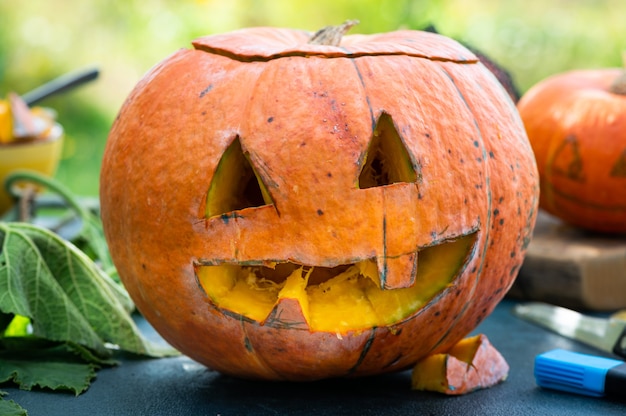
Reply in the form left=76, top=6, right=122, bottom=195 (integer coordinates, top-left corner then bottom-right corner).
left=518, top=69, right=626, bottom=233
left=100, top=27, right=539, bottom=380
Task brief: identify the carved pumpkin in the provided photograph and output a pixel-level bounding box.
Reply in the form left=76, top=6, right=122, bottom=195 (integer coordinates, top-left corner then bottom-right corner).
left=518, top=67, right=626, bottom=233
left=100, top=24, right=538, bottom=380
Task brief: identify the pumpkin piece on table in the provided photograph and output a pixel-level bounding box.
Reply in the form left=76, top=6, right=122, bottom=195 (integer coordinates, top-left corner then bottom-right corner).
left=411, top=334, right=509, bottom=394
left=99, top=21, right=539, bottom=389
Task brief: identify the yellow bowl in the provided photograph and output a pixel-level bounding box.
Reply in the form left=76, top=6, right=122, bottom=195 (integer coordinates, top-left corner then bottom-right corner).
left=0, top=124, right=64, bottom=216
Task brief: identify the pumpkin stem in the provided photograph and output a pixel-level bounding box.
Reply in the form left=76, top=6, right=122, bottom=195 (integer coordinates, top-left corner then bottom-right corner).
left=609, top=51, right=626, bottom=95
left=308, top=20, right=359, bottom=46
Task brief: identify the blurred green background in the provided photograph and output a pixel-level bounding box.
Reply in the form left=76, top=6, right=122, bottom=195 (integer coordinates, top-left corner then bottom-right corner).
left=0, top=0, right=623, bottom=197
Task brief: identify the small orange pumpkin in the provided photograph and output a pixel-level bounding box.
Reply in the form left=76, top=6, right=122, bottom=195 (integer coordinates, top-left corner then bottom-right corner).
left=518, top=65, right=626, bottom=233
left=100, top=24, right=538, bottom=380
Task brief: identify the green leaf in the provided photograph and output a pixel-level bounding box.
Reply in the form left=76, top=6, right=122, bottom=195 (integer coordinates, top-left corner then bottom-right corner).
left=0, top=222, right=109, bottom=357
left=0, top=341, right=102, bottom=395
left=71, top=210, right=115, bottom=273
left=0, top=222, right=177, bottom=358
left=0, top=357, right=96, bottom=395
left=0, top=336, right=118, bottom=366
left=0, top=394, right=28, bottom=416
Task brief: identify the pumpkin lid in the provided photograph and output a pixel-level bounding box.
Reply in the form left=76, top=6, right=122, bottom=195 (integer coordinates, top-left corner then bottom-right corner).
left=191, top=27, right=478, bottom=62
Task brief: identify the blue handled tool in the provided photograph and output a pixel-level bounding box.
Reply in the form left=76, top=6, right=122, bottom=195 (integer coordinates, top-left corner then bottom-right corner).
left=535, top=349, right=626, bottom=399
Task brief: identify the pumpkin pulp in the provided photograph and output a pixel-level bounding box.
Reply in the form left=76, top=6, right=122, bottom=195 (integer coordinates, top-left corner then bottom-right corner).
left=196, top=234, right=474, bottom=333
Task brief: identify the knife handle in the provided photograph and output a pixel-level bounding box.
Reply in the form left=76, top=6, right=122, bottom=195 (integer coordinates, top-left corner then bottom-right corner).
left=613, top=325, right=626, bottom=359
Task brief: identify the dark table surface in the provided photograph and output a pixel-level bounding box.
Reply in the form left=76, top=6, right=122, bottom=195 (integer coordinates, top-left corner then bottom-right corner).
left=4, top=298, right=626, bottom=416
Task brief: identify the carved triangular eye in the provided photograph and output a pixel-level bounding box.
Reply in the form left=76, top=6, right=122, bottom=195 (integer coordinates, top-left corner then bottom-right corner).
left=550, top=134, right=585, bottom=182
left=358, top=113, right=417, bottom=189
left=205, top=137, right=273, bottom=218
left=611, top=149, right=626, bottom=177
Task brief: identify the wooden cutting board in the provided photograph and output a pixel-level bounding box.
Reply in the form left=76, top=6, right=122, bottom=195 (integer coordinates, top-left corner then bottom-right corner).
left=507, top=210, right=626, bottom=311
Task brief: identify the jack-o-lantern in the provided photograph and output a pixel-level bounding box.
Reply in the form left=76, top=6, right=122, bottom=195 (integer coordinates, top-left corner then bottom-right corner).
left=518, top=65, right=626, bottom=233
left=100, top=23, right=538, bottom=381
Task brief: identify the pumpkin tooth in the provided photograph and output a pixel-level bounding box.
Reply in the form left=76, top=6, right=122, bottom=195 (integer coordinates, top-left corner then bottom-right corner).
left=377, top=251, right=418, bottom=290
left=262, top=267, right=311, bottom=329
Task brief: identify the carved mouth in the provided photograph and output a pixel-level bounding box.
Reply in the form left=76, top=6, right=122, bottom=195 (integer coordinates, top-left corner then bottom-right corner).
left=195, top=232, right=477, bottom=333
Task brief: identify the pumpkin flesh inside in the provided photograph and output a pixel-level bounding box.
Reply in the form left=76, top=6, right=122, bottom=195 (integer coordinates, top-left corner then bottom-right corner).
left=196, top=233, right=475, bottom=333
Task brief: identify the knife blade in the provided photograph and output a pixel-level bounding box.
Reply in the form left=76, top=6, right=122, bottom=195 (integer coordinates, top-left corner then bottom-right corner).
left=513, top=302, right=626, bottom=359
